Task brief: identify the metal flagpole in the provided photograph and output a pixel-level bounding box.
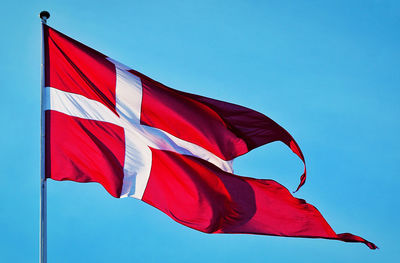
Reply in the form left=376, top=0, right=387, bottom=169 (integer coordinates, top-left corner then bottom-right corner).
left=40, top=10, right=50, bottom=263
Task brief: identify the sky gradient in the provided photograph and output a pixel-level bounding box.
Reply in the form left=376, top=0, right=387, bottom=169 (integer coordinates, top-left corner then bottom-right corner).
left=1, top=1, right=399, bottom=262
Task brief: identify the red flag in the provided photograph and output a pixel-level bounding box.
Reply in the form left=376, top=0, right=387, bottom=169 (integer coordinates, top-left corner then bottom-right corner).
left=43, top=24, right=376, bottom=249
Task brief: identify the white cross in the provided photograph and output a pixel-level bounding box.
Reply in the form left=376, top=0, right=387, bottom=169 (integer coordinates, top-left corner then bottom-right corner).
left=44, top=59, right=233, bottom=199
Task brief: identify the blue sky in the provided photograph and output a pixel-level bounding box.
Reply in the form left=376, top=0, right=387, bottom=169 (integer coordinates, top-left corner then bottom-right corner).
left=1, top=0, right=399, bottom=262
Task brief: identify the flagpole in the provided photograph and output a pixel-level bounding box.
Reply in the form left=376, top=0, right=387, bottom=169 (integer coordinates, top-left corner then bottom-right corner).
left=40, top=10, right=50, bottom=263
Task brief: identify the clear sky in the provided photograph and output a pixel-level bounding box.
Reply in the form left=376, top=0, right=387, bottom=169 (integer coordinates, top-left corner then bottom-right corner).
left=1, top=0, right=399, bottom=262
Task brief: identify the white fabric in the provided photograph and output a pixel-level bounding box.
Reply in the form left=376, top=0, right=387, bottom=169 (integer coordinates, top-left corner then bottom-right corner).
left=114, top=67, right=152, bottom=198
left=44, top=87, right=121, bottom=126
left=44, top=61, right=233, bottom=199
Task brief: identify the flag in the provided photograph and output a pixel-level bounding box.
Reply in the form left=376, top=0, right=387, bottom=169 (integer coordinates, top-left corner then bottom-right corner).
left=43, top=24, right=376, bottom=249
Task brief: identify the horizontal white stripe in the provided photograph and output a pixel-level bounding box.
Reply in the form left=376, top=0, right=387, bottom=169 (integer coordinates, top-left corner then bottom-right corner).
left=46, top=67, right=234, bottom=200
left=44, top=87, right=122, bottom=126
left=140, top=125, right=233, bottom=173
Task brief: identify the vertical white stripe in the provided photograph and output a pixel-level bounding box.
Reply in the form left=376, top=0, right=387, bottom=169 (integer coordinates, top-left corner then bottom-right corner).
left=120, top=129, right=152, bottom=199
left=115, top=67, right=142, bottom=123
left=115, top=66, right=152, bottom=199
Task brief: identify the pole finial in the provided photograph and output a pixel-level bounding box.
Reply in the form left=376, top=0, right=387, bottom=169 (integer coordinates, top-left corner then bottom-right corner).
left=39, top=11, right=50, bottom=24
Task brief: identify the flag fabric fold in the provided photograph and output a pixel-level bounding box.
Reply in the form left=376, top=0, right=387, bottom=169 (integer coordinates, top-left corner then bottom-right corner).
left=43, top=24, right=376, bottom=249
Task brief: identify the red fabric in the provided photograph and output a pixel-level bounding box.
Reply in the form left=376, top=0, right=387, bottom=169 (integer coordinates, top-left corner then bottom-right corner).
left=44, top=25, right=117, bottom=115
left=143, top=149, right=376, bottom=249
left=45, top=111, right=125, bottom=198
left=139, top=74, right=248, bottom=161
left=44, top=25, right=124, bottom=197
left=43, top=24, right=376, bottom=249
left=130, top=68, right=306, bottom=191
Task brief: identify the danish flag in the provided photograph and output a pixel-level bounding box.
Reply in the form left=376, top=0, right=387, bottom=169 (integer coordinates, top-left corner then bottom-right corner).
left=43, top=24, right=376, bottom=249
